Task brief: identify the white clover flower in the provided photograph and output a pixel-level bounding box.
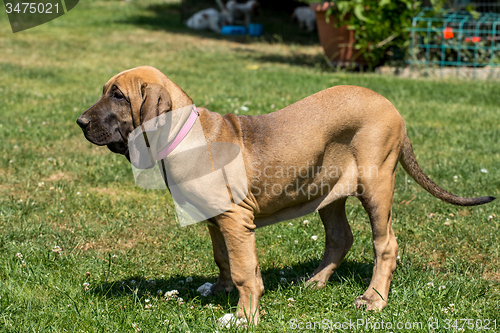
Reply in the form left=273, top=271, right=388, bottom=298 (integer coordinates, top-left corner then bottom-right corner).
left=302, top=219, right=310, bottom=226
left=240, top=105, right=249, bottom=111
left=287, top=297, right=294, bottom=302
left=83, top=282, right=89, bottom=291
left=481, top=168, right=488, bottom=173
left=77, top=192, right=82, bottom=196
left=311, top=235, right=318, bottom=241
left=288, top=222, right=293, bottom=226
left=165, top=290, right=179, bottom=298
left=294, top=240, right=298, bottom=244
left=186, top=276, right=193, bottom=283
left=52, top=245, right=62, bottom=254
left=277, top=235, right=281, bottom=238
left=16, top=253, right=23, bottom=260
left=426, top=282, right=434, bottom=287
left=280, top=277, right=287, bottom=283
left=439, top=285, right=446, bottom=291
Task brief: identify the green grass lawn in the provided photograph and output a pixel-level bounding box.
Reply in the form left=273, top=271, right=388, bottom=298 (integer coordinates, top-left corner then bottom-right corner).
left=0, top=1, right=499, bottom=332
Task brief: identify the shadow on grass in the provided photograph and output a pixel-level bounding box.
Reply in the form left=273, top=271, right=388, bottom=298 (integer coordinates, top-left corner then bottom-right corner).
left=91, top=259, right=373, bottom=307
left=118, top=2, right=320, bottom=47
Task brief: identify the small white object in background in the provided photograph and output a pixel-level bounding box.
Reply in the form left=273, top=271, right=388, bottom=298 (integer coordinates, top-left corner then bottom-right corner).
left=292, top=7, right=316, bottom=32
left=217, top=0, right=259, bottom=26
left=197, top=282, right=214, bottom=296
left=186, top=8, right=227, bottom=33
left=218, top=313, right=247, bottom=328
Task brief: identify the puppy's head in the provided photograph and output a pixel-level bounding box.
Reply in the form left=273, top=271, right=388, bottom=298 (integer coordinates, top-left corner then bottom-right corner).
left=77, top=66, right=193, bottom=162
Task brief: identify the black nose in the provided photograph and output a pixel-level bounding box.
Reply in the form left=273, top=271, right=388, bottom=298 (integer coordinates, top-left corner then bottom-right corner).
left=77, top=117, right=90, bottom=129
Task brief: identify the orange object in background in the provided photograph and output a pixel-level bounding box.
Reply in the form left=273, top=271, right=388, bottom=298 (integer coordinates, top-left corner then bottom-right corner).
left=443, top=27, right=454, bottom=39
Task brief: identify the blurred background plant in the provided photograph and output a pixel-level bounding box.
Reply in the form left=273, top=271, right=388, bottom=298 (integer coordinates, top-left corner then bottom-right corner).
left=323, top=0, right=498, bottom=69
left=326, top=0, right=423, bottom=68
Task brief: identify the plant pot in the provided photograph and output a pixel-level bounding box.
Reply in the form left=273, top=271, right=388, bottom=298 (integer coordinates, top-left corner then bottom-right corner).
left=310, top=2, right=365, bottom=66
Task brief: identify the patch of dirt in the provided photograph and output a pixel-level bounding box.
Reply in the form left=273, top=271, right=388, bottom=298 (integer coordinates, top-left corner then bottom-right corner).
left=44, top=172, right=75, bottom=182
left=482, top=271, right=500, bottom=283
left=77, top=234, right=144, bottom=253
left=93, top=187, right=121, bottom=196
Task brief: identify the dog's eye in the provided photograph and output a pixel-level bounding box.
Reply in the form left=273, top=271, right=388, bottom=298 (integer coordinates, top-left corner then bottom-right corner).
left=113, top=91, right=125, bottom=100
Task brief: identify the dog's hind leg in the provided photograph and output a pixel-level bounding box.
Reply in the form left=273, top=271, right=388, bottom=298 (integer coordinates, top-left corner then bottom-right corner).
left=355, top=170, right=398, bottom=311
left=208, top=223, right=234, bottom=294
left=306, top=198, right=353, bottom=288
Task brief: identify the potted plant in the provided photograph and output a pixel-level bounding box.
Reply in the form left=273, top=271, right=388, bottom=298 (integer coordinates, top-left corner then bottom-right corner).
left=311, top=1, right=421, bottom=69
left=310, top=2, right=365, bottom=66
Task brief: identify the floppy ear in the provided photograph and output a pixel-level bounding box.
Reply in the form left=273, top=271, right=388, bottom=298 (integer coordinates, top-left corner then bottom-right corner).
left=128, top=83, right=171, bottom=170
left=137, top=83, right=172, bottom=126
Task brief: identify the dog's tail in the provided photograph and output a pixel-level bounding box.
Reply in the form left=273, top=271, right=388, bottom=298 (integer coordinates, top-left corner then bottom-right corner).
left=399, top=133, right=495, bottom=206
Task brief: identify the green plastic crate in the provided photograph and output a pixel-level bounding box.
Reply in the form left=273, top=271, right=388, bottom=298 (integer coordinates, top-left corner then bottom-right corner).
left=408, top=8, right=500, bottom=77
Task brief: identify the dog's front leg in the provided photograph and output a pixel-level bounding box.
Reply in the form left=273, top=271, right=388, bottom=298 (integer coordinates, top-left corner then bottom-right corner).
left=214, top=206, right=263, bottom=327
left=207, top=223, right=234, bottom=294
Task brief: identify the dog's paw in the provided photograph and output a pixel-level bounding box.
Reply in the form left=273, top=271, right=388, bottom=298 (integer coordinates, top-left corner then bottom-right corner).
left=218, top=313, right=247, bottom=328
left=354, top=296, right=368, bottom=309
left=197, top=282, right=214, bottom=297
left=354, top=295, right=385, bottom=311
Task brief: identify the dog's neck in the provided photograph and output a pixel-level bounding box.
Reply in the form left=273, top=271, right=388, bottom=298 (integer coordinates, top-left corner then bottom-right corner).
left=156, top=106, right=200, bottom=160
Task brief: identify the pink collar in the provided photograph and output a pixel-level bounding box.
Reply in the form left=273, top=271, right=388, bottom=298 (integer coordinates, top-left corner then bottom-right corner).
left=156, top=106, right=199, bottom=160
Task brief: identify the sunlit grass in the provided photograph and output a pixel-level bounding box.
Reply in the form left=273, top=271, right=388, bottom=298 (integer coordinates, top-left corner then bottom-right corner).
left=0, top=0, right=499, bottom=331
